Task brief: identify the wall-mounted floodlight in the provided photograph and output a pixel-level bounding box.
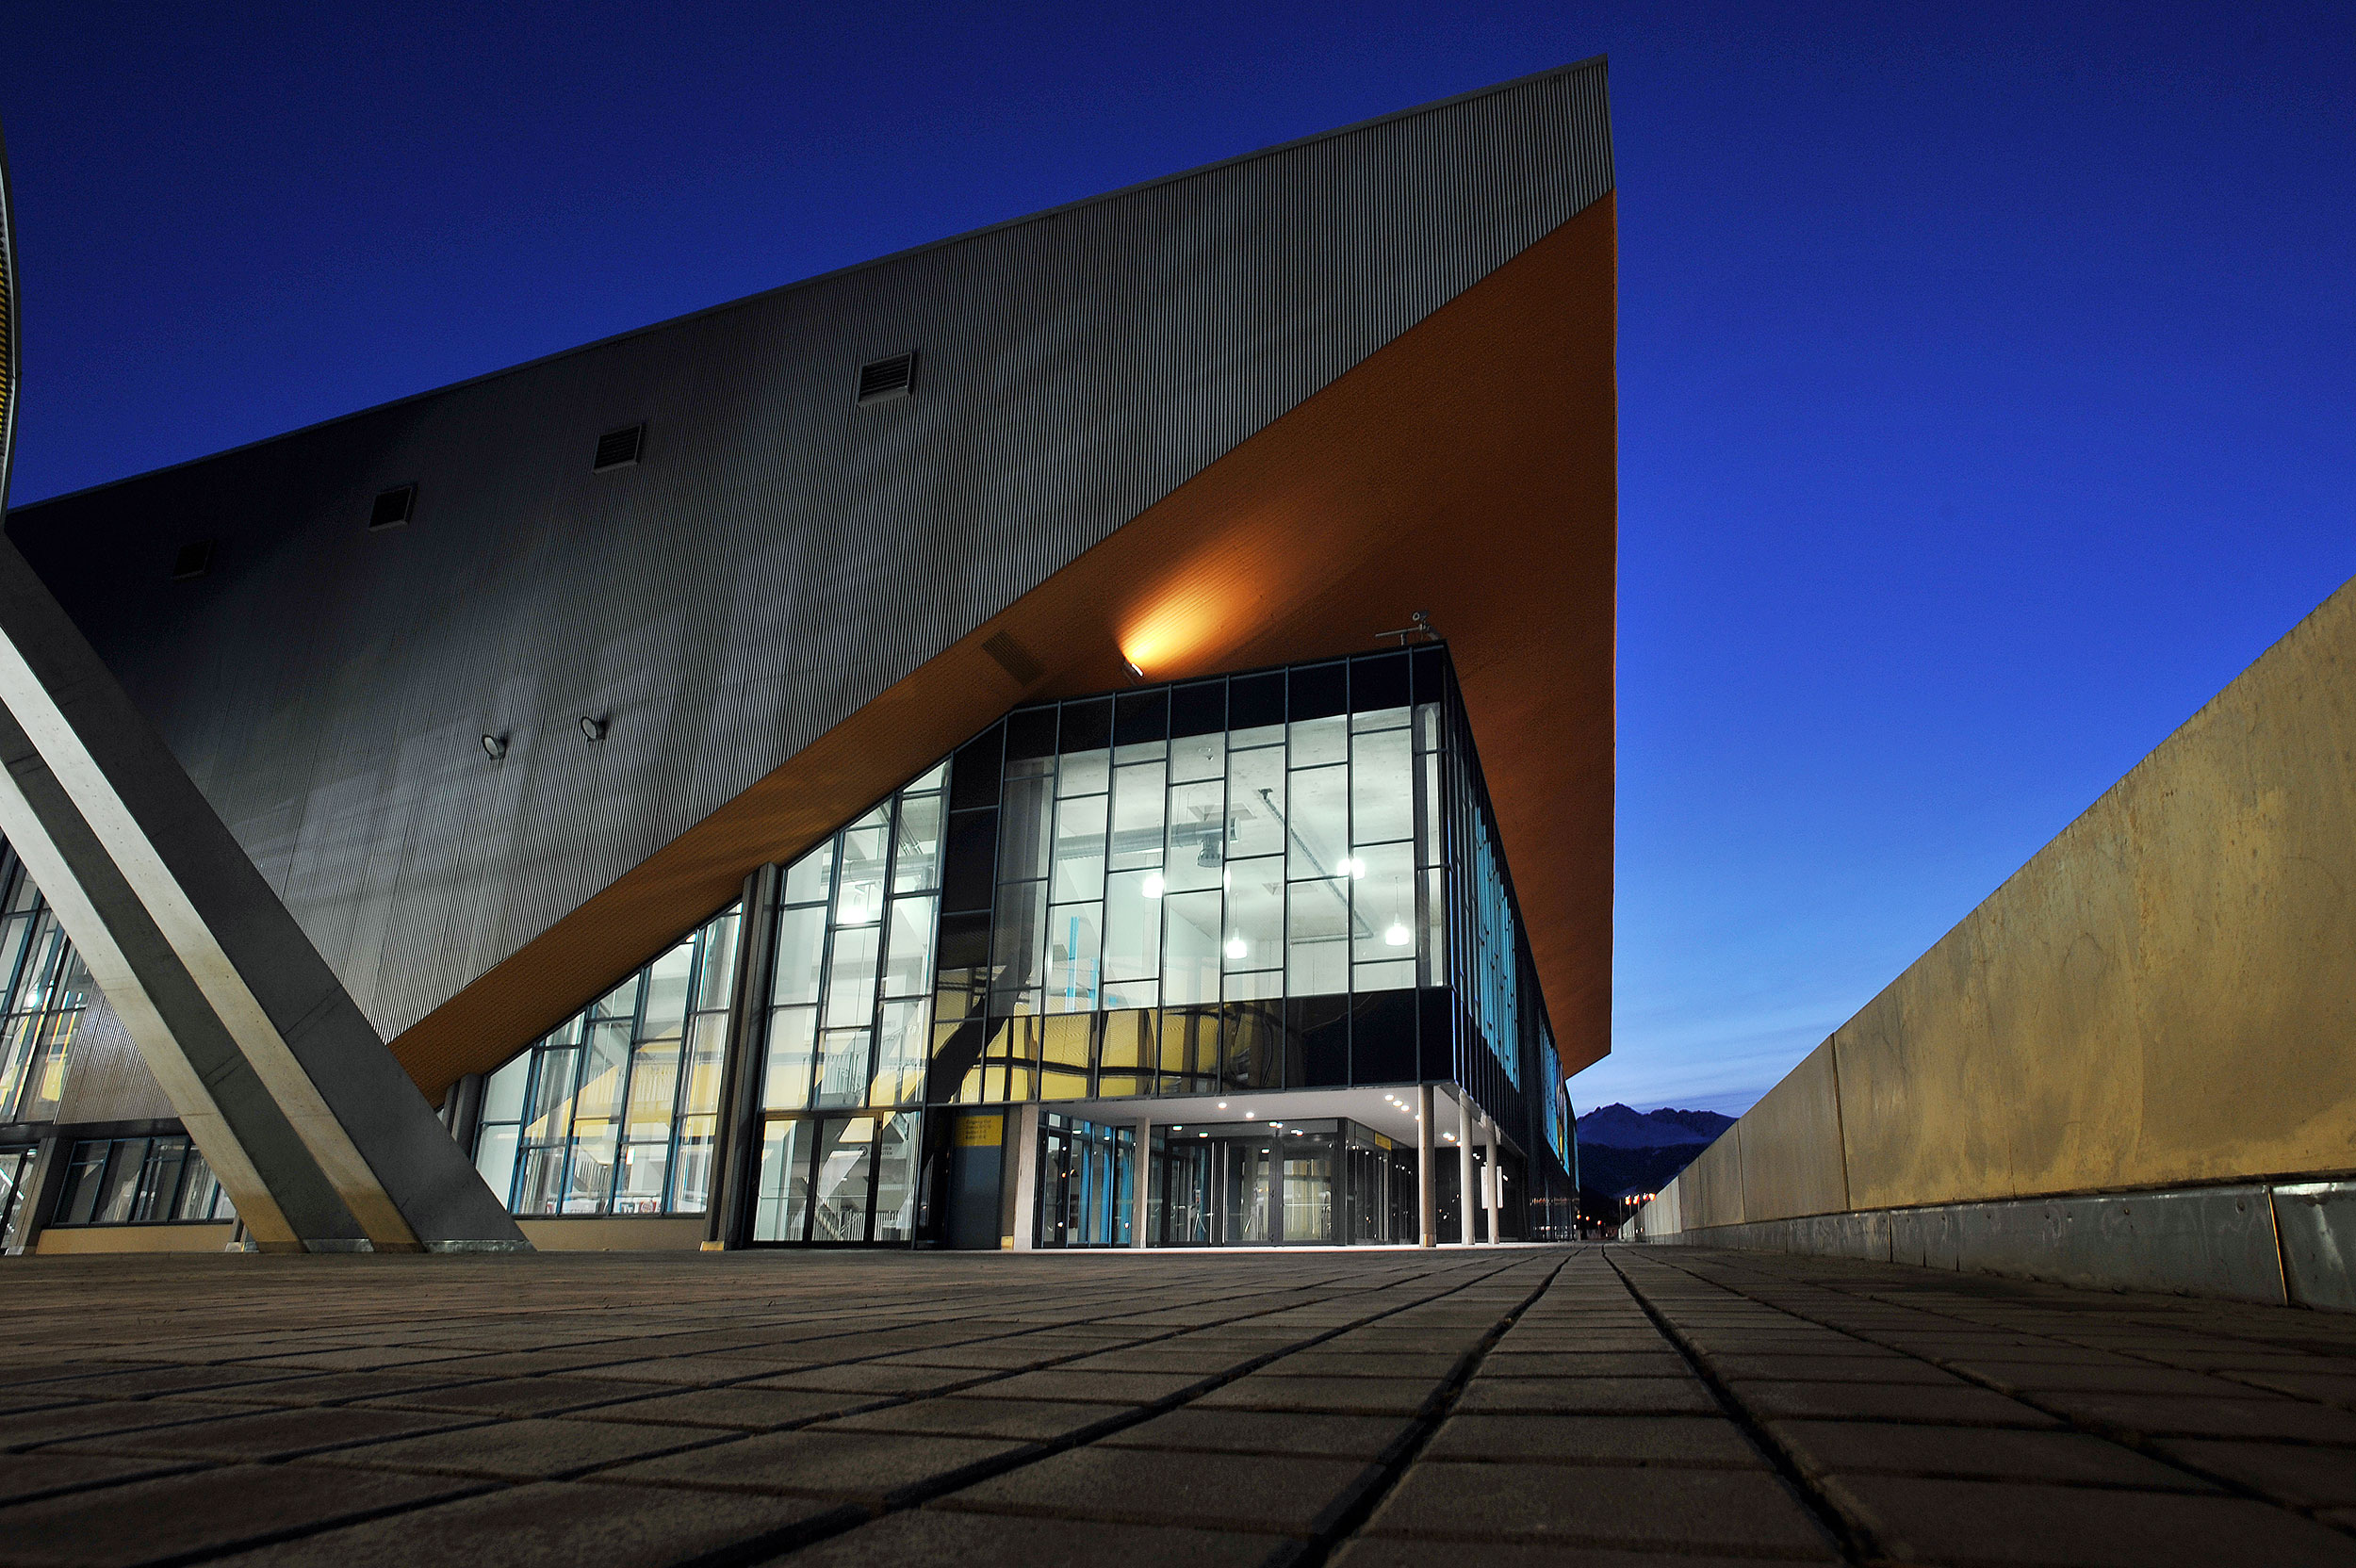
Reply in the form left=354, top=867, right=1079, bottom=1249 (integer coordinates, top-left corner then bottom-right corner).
left=580, top=716, right=607, bottom=743
left=481, top=734, right=508, bottom=760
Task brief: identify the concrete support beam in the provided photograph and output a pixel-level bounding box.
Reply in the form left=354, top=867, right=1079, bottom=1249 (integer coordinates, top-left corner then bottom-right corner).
left=1416, top=1084, right=1435, bottom=1247
left=1133, top=1117, right=1151, bottom=1248
left=1008, top=1103, right=1039, bottom=1250
left=1483, top=1112, right=1503, bottom=1244
left=0, top=538, right=526, bottom=1254
left=1458, top=1090, right=1477, bottom=1243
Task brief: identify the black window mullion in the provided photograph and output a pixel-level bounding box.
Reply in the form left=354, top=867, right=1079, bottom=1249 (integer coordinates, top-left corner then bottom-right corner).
left=871, top=798, right=902, bottom=1109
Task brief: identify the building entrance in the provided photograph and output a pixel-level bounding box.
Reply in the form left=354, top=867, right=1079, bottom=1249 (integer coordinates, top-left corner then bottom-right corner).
left=1147, top=1119, right=1408, bottom=1245
left=1036, top=1112, right=1135, bottom=1248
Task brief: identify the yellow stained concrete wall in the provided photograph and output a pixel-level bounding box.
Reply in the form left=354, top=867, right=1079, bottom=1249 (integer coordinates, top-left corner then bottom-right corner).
left=35, top=1223, right=237, bottom=1254
left=516, top=1217, right=708, bottom=1251
left=1643, top=574, right=2356, bottom=1233
left=1738, top=1041, right=1849, bottom=1221
left=1676, top=1123, right=1746, bottom=1230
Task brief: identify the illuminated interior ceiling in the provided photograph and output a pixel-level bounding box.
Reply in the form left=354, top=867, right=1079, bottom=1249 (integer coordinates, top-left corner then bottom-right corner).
left=393, top=191, right=1616, bottom=1099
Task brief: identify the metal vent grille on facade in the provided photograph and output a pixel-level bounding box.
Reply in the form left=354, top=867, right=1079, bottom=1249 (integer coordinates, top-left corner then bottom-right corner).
left=855, top=351, right=915, bottom=404
left=368, top=484, right=416, bottom=531
left=592, top=424, right=645, bottom=471
left=171, top=540, right=215, bottom=580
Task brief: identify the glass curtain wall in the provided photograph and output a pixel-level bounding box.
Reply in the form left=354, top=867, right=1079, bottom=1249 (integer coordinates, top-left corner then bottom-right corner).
left=458, top=643, right=1576, bottom=1247
left=928, top=647, right=1457, bottom=1108
left=746, top=763, right=943, bottom=1244
left=471, top=905, right=739, bottom=1217
left=0, top=841, right=94, bottom=1127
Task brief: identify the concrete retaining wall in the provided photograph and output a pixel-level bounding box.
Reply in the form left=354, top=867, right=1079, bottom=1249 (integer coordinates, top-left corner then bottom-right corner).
left=1632, top=575, right=2356, bottom=1306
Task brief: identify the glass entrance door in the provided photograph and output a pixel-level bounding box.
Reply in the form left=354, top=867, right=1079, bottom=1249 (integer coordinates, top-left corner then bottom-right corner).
left=1220, top=1141, right=1275, bottom=1242
left=1037, top=1113, right=1135, bottom=1248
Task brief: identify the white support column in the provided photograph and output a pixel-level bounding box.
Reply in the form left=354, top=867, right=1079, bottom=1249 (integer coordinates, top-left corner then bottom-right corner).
left=1133, top=1116, right=1152, bottom=1248
left=1483, top=1112, right=1503, bottom=1245
left=1416, top=1084, right=1436, bottom=1247
left=1458, top=1091, right=1477, bottom=1244
left=1007, top=1103, right=1040, bottom=1250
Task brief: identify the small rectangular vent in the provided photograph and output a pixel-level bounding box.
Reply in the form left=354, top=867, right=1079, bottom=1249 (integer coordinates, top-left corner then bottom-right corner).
left=982, top=630, right=1041, bottom=686
left=172, top=540, right=215, bottom=581
left=593, top=424, right=645, bottom=472
left=368, top=484, right=416, bottom=531
left=856, top=351, right=916, bottom=405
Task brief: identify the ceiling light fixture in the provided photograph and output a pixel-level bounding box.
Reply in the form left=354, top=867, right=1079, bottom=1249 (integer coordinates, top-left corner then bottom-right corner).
left=1384, top=920, right=1411, bottom=947
left=1142, top=872, right=1165, bottom=899
left=580, top=715, right=608, bottom=743
left=1224, top=935, right=1247, bottom=960
left=480, top=733, right=507, bottom=760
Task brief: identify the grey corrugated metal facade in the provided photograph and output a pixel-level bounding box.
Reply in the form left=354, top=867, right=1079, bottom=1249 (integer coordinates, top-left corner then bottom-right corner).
left=7, top=62, right=1611, bottom=1125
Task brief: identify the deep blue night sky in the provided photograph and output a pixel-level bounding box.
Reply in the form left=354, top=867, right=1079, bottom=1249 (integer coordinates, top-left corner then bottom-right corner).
left=4, top=4, right=2351, bottom=1114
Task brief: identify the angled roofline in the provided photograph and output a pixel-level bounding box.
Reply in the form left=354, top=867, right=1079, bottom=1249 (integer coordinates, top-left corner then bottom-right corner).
left=11, top=56, right=1610, bottom=514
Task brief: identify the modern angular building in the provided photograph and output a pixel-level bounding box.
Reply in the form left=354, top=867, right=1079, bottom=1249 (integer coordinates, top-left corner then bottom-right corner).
left=0, top=60, right=1616, bottom=1255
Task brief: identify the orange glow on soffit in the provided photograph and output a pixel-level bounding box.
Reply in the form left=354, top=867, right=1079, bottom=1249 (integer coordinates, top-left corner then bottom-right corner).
left=390, top=191, right=1617, bottom=1100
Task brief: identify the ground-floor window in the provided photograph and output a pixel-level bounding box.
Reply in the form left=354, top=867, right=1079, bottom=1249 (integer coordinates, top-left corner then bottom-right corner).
left=749, top=1111, right=919, bottom=1244
left=48, top=1135, right=233, bottom=1227
left=0, top=1145, right=33, bottom=1237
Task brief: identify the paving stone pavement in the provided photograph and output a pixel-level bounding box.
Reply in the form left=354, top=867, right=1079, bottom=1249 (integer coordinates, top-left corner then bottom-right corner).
left=0, top=1245, right=2352, bottom=1566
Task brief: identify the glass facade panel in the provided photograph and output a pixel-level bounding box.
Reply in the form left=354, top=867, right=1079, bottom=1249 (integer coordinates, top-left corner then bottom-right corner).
left=1222, top=859, right=1283, bottom=974
left=772, top=906, right=827, bottom=1007
left=1287, top=876, right=1350, bottom=996
left=1286, top=763, right=1350, bottom=879
left=1352, top=727, right=1415, bottom=845
left=1164, top=779, right=1225, bottom=892
left=883, top=895, right=938, bottom=999
left=811, top=1116, right=874, bottom=1240
left=1161, top=889, right=1222, bottom=1004
left=470, top=905, right=739, bottom=1216
left=764, top=1006, right=817, bottom=1110
left=1102, top=870, right=1161, bottom=984
left=892, top=794, right=943, bottom=893
left=1044, top=903, right=1102, bottom=1011
left=1051, top=795, right=1107, bottom=903
left=451, top=644, right=1573, bottom=1249
left=48, top=1135, right=232, bottom=1227
left=1225, top=747, right=1284, bottom=860
left=874, top=1113, right=920, bottom=1242
left=0, top=844, right=93, bottom=1126
left=752, top=1119, right=812, bottom=1242
left=1109, top=761, right=1166, bottom=870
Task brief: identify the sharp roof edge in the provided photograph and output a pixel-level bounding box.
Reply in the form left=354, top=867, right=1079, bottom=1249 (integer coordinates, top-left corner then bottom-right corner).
left=11, top=56, right=1609, bottom=514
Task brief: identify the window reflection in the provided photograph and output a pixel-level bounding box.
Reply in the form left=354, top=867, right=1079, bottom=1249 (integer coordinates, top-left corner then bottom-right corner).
left=471, top=904, right=739, bottom=1217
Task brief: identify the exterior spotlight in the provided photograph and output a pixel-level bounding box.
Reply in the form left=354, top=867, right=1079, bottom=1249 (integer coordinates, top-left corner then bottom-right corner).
left=481, top=733, right=507, bottom=760
left=580, top=715, right=607, bottom=743
left=1123, top=658, right=1146, bottom=682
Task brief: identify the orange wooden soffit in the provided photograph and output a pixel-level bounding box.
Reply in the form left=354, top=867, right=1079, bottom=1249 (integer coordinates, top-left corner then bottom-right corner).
left=392, top=190, right=1616, bottom=1100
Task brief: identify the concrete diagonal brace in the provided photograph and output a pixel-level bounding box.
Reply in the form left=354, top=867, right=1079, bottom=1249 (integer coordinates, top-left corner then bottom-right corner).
left=0, top=535, right=527, bottom=1253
